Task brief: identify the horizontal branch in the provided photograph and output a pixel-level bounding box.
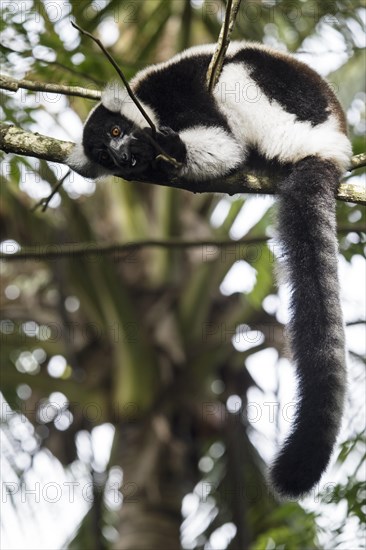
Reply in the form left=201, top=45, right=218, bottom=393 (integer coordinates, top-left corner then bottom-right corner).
left=0, top=74, right=101, bottom=100
left=0, top=226, right=363, bottom=262
left=0, top=122, right=73, bottom=163
left=1, top=122, right=365, bottom=205
left=0, top=236, right=267, bottom=262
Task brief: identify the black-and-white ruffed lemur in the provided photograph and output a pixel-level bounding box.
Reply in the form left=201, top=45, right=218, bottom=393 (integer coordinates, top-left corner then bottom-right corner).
left=68, top=42, right=352, bottom=498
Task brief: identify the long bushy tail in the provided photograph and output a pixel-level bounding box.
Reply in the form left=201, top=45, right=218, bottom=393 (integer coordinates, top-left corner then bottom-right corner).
left=270, top=156, right=347, bottom=498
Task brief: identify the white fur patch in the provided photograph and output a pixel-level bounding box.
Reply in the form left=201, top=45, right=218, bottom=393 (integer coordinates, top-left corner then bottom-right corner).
left=67, top=143, right=111, bottom=179
left=67, top=142, right=90, bottom=172
left=178, top=126, right=244, bottom=180
left=102, top=83, right=159, bottom=128
left=213, top=64, right=352, bottom=172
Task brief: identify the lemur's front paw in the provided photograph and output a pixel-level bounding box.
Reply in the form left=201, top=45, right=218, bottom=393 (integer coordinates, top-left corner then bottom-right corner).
left=155, top=127, right=186, bottom=165
left=128, top=126, right=186, bottom=179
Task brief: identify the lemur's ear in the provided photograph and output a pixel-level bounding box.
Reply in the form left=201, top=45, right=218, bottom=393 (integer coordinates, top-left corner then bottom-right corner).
left=101, top=83, right=128, bottom=113
left=102, top=82, right=159, bottom=129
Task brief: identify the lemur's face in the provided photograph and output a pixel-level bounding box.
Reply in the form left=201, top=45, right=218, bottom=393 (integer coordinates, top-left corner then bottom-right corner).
left=82, top=104, right=154, bottom=177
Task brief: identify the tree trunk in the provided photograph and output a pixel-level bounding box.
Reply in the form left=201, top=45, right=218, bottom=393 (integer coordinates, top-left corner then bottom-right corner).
left=114, top=412, right=196, bottom=550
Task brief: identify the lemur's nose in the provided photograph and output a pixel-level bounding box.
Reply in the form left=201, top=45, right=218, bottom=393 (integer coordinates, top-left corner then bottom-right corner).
left=116, top=142, right=131, bottom=164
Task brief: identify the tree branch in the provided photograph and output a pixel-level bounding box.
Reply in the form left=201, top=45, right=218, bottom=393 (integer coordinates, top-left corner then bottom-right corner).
left=0, top=74, right=101, bottom=100
left=1, top=122, right=365, bottom=204
left=0, top=236, right=267, bottom=262
left=0, top=123, right=73, bottom=163
left=351, top=152, right=366, bottom=170
left=0, top=227, right=363, bottom=262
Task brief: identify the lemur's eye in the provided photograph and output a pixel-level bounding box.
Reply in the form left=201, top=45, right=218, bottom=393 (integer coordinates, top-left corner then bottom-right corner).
left=111, top=126, right=121, bottom=137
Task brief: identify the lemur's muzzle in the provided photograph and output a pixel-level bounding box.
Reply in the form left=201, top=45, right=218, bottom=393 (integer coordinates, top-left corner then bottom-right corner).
left=108, top=136, right=135, bottom=166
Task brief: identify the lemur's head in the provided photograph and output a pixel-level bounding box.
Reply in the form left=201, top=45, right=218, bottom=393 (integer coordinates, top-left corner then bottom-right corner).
left=68, top=84, right=157, bottom=179
left=82, top=104, right=137, bottom=172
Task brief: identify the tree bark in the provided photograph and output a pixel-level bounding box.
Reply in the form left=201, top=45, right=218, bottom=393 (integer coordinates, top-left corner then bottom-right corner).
left=113, top=413, right=197, bottom=550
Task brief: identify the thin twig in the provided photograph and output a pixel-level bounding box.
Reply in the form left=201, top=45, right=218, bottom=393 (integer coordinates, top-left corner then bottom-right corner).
left=0, top=226, right=363, bottom=263
left=31, top=170, right=71, bottom=212
left=71, top=21, right=156, bottom=133
left=207, top=0, right=243, bottom=92
left=71, top=21, right=181, bottom=169
left=207, top=0, right=233, bottom=92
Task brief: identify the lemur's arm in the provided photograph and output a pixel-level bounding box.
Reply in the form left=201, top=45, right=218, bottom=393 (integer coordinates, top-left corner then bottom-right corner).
left=123, top=124, right=244, bottom=182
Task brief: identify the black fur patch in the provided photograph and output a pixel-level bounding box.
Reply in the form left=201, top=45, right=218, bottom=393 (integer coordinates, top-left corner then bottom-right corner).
left=232, top=48, right=331, bottom=126
left=134, top=55, right=232, bottom=132
left=245, top=147, right=292, bottom=179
